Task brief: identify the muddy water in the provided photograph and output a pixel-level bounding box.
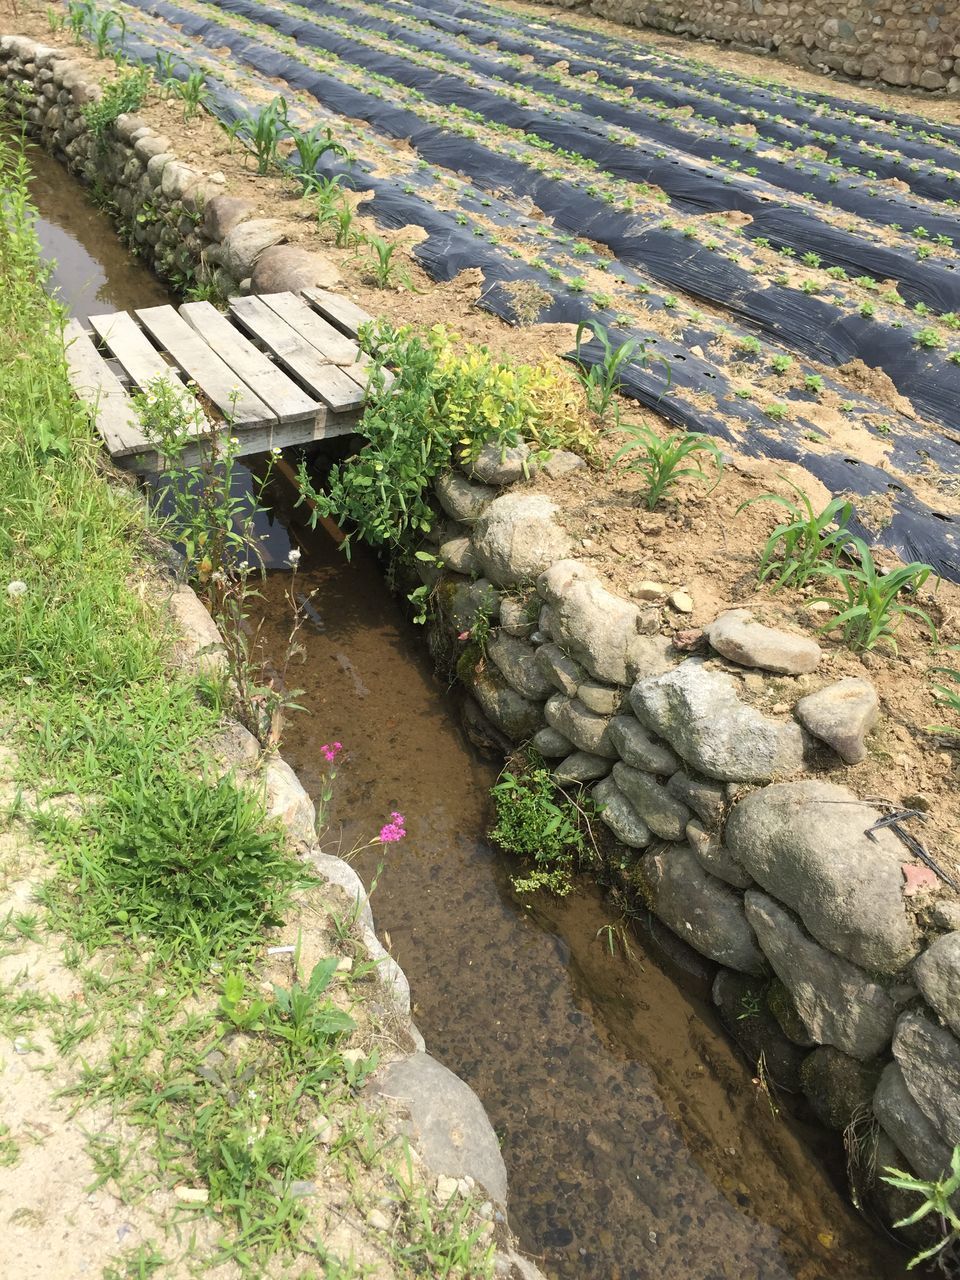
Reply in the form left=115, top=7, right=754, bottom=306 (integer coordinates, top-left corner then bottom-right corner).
left=26, top=140, right=909, bottom=1280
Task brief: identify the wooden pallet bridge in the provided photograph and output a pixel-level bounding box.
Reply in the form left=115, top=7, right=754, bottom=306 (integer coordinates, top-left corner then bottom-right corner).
left=63, top=288, right=375, bottom=472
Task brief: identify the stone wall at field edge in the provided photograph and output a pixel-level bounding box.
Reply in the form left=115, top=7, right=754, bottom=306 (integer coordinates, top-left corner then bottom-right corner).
left=426, top=443, right=960, bottom=1232
left=0, top=36, right=338, bottom=302
left=544, top=0, right=960, bottom=92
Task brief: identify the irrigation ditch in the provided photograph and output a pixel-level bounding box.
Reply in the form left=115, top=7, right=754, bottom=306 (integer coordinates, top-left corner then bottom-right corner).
left=4, top=9, right=960, bottom=1279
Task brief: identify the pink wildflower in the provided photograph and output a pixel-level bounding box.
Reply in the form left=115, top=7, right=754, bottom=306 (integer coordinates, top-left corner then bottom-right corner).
left=457, top=630, right=470, bottom=641
left=378, top=811, right=406, bottom=844
left=321, top=742, right=343, bottom=764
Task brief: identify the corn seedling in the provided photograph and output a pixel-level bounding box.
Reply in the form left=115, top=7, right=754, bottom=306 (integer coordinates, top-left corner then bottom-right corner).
left=92, top=9, right=125, bottom=58
left=229, top=97, right=289, bottom=175
left=286, top=123, right=349, bottom=186
left=364, top=236, right=412, bottom=290
left=929, top=652, right=960, bottom=736
left=66, top=0, right=93, bottom=43
left=814, top=538, right=938, bottom=652
left=738, top=480, right=854, bottom=590
left=572, top=320, right=664, bottom=421
left=334, top=204, right=363, bottom=248
left=164, top=69, right=210, bottom=122
left=610, top=421, right=723, bottom=509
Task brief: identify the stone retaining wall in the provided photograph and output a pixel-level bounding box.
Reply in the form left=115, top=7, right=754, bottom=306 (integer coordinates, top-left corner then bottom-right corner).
left=428, top=441, right=960, bottom=1228
left=541, top=0, right=960, bottom=92
left=0, top=35, right=337, bottom=300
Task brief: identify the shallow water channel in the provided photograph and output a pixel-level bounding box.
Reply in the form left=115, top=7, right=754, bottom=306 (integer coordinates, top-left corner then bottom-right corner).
left=26, top=137, right=912, bottom=1280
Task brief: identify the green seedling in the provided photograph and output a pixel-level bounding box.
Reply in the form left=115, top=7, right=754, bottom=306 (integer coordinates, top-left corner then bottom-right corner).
left=572, top=320, right=663, bottom=421
left=738, top=479, right=854, bottom=590
left=930, top=654, right=960, bottom=736
left=365, top=236, right=412, bottom=290
left=287, top=123, right=350, bottom=186
left=228, top=96, right=289, bottom=175
left=770, top=355, right=794, bottom=374
left=67, top=0, right=94, bottom=43
left=881, top=1144, right=960, bottom=1268
left=164, top=69, right=210, bottom=122
left=814, top=538, right=938, bottom=652
left=92, top=10, right=125, bottom=58
left=610, top=421, right=723, bottom=509
left=804, top=374, right=824, bottom=394
left=914, top=326, right=945, bottom=349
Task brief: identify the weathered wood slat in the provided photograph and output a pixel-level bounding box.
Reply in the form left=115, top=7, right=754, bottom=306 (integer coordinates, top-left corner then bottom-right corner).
left=257, top=292, right=369, bottom=385
left=228, top=296, right=365, bottom=412
left=87, top=310, right=203, bottom=426
left=63, top=319, right=150, bottom=457
left=300, top=287, right=372, bottom=339
left=135, top=304, right=275, bottom=427
left=178, top=300, right=320, bottom=424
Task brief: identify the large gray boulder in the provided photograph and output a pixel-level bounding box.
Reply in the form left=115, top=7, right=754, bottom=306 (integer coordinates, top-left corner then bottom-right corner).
left=630, top=658, right=808, bottom=782
left=487, top=632, right=555, bottom=701
left=203, top=193, right=255, bottom=240
left=893, top=1010, right=960, bottom=1147
left=537, top=560, right=673, bottom=685
left=534, top=642, right=585, bottom=697
left=794, top=677, right=879, bottom=765
left=436, top=472, right=495, bottom=525
left=465, top=440, right=532, bottom=487
left=612, top=763, right=690, bottom=841
left=591, top=776, right=652, bottom=849
left=463, top=664, right=543, bottom=742
left=366, top=1053, right=508, bottom=1205
left=544, top=694, right=618, bottom=758
left=744, top=892, right=896, bottom=1060
left=640, top=844, right=765, bottom=974
left=531, top=726, right=573, bottom=758
left=726, top=781, right=920, bottom=973
left=607, top=715, right=679, bottom=775
left=874, top=1061, right=956, bottom=1182
left=251, top=245, right=340, bottom=294
left=473, top=493, right=572, bottom=586
left=913, top=932, right=960, bottom=1038
left=799, top=1046, right=880, bottom=1130
left=553, top=751, right=611, bottom=784
left=207, top=218, right=285, bottom=279
left=667, top=770, right=726, bottom=827
left=706, top=608, right=821, bottom=674
left=686, top=819, right=752, bottom=889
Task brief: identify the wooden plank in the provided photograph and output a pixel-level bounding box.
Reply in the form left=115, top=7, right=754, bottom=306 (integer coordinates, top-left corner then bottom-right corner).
left=63, top=318, right=151, bottom=458
left=300, top=287, right=372, bottom=339
left=257, top=291, right=370, bottom=387
left=228, top=296, right=365, bottom=412
left=87, top=311, right=202, bottom=425
left=178, top=301, right=320, bottom=425
left=135, top=304, right=275, bottom=427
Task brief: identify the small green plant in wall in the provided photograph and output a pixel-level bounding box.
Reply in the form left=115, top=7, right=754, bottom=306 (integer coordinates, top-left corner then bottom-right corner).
left=489, top=758, right=596, bottom=896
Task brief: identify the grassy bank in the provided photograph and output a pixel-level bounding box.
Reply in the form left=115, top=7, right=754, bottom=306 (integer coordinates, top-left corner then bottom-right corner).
left=0, top=129, right=497, bottom=1279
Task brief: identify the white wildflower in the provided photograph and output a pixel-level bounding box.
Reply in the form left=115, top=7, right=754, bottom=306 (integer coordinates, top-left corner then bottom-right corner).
left=286, top=548, right=302, bottom=567
left=6, top=580, right=27, bottom=598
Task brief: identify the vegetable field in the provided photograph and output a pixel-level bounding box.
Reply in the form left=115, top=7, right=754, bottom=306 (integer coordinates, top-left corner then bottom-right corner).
left=70, top=0, right=960, bottom=577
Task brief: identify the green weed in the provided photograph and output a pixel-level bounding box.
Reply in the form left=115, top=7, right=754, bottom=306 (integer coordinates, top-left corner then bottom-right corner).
left=489, top=763, right=595, bottom=896
left=881, top=1146, right=960, bottom=1269
left=82, top=68, right=151, bottom=147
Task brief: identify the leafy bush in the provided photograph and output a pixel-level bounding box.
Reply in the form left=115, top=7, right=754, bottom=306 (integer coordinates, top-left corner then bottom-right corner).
left=82, top=67, right=151, bottom=145
left=489, top=764, right=594, bottom=896
left=298, top=322, right=590, bottom=554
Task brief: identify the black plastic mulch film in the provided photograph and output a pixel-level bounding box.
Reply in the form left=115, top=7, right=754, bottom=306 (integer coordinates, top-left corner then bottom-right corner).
left=114, top=0, right=960, bottom=580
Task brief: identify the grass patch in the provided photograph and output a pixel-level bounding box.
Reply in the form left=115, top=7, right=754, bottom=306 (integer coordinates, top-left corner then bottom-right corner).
left=0, top=130, right=497, bottom=1276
